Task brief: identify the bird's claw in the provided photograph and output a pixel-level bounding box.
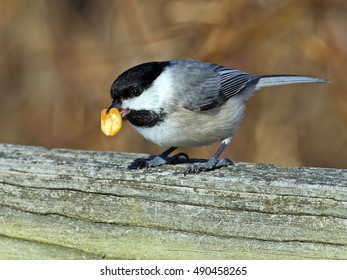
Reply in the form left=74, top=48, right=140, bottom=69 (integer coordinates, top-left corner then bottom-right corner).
left=129, top=158, right=151, bottom=169
left=184, top=158, right=233, bottom=175
left=129, top=152, right=190, bottom=170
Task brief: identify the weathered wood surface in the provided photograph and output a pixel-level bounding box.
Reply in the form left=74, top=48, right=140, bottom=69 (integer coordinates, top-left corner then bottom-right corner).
left=0, top=144, right=346, bottom=259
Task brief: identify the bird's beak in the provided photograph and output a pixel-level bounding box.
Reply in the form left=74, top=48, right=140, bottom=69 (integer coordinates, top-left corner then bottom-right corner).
left=106, top=99, right=131, bottom=119
left=106, top=99, right=119, bottom=114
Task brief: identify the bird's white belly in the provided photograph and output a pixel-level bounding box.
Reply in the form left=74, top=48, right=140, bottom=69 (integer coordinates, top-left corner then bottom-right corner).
left=132, top=97, right=246, bottom=147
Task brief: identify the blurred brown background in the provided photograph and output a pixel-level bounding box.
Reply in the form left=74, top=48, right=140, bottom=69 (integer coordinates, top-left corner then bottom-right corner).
left=1, top=0, right=346, bottom=168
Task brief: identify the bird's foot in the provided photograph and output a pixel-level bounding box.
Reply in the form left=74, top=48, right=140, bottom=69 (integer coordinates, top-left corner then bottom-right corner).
left=129, top=152, right=189, bottom=170
left=184, top=158, right=233, bottom=175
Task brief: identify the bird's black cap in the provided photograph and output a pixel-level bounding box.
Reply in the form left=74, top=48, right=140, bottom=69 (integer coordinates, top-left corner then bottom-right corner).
left=110, top=61, right=170, bottom=102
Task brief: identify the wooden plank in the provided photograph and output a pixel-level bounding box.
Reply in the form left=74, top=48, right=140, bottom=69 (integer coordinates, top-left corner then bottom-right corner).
left=0, top=144, right=346, bottom=259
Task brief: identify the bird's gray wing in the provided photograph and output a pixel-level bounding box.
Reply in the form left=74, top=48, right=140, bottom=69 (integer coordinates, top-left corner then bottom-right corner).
left=180, top=63, right=260, bottom=111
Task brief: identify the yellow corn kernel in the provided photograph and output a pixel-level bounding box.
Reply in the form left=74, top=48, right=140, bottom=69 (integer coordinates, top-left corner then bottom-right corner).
left=100, top=108, right=122, bottom=136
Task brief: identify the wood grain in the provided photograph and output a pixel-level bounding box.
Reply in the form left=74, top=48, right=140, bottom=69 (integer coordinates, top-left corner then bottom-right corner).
left=0, top=144, right=346, bottom=259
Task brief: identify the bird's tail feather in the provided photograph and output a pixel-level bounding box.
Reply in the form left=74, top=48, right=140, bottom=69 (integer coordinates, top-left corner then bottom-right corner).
left=256, top=75, right=327, bottom=90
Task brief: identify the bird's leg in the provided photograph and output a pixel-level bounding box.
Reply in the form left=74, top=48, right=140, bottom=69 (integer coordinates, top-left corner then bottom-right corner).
left=184, top=139, right=233, bottom=174
left=129, top=146, right=190, bottom=169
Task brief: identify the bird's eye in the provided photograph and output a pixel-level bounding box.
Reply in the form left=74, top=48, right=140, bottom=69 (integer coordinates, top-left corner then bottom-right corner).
left=132, top=87, right=141, bottom=97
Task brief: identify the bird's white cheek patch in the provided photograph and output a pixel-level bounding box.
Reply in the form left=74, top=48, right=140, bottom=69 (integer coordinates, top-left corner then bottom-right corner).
left=122, top=69, right=174, bottom=111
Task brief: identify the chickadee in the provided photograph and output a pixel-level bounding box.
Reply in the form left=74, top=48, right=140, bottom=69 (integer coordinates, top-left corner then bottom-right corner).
left=107, top=59, right=326, bottom=174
